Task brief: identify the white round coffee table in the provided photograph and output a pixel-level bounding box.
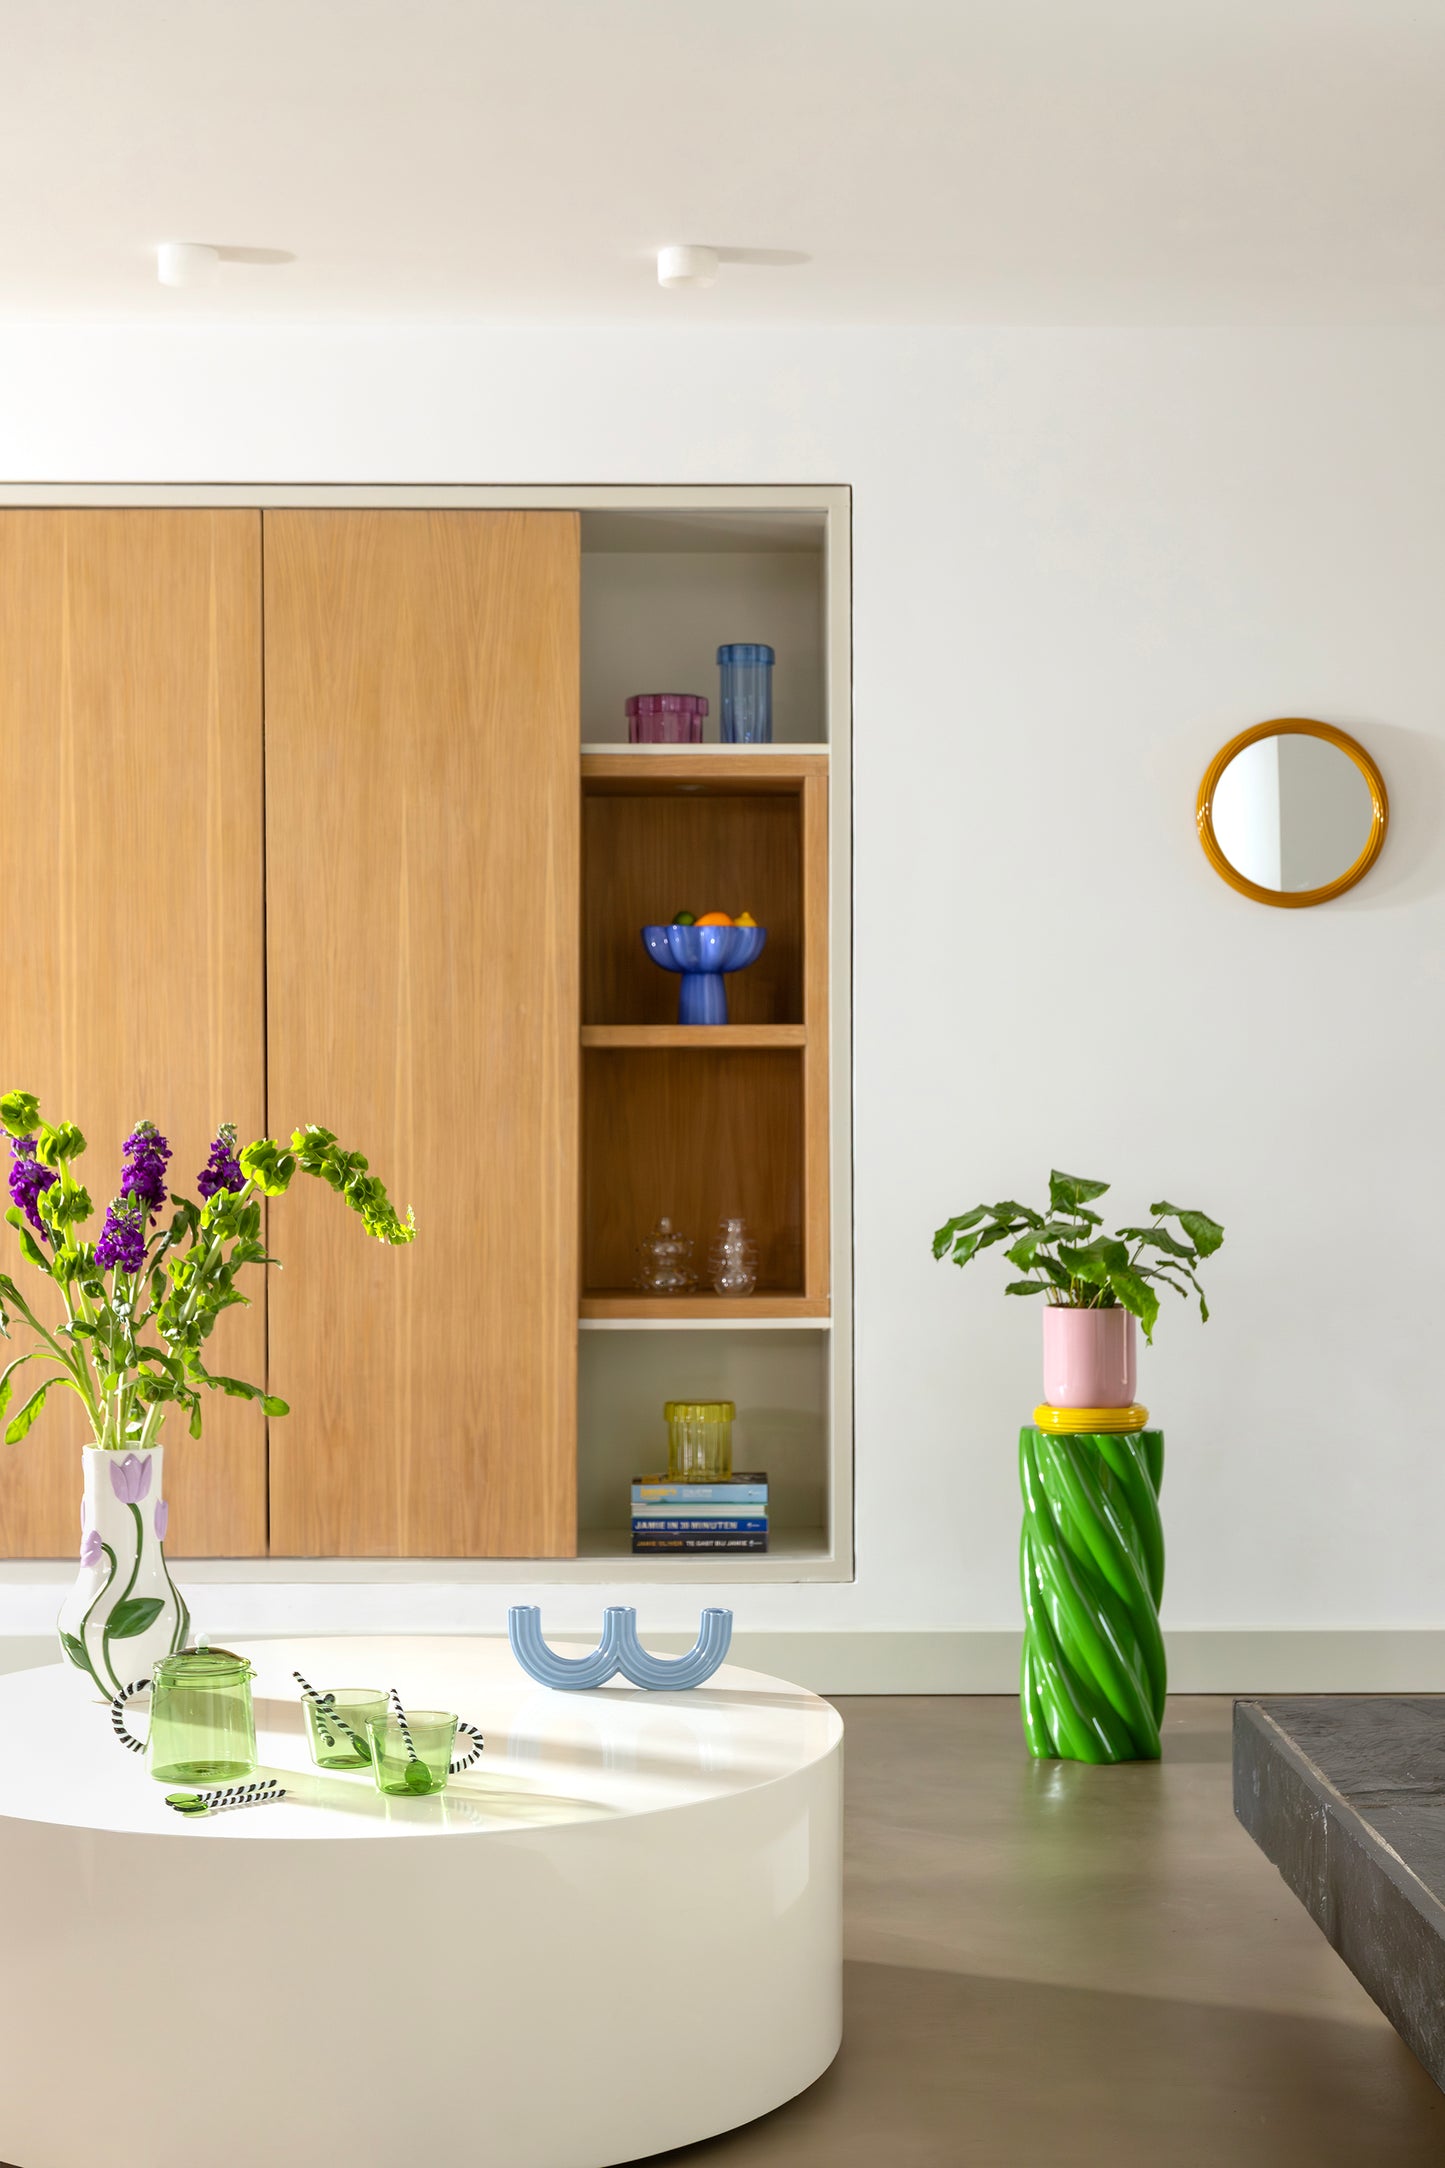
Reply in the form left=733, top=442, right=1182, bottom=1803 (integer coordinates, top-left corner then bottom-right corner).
left=0, top=1635, right=842, bottom=2168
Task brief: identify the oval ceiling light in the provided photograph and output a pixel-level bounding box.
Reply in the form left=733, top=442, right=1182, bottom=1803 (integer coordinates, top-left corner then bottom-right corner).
left=657, top=244, right=719, bottom=290
left=156, top=242, right=221, bottom=289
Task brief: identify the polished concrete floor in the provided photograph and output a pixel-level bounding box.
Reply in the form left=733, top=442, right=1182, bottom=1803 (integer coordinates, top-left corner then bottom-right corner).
left=662, top=1696, right=1445, bottom=2167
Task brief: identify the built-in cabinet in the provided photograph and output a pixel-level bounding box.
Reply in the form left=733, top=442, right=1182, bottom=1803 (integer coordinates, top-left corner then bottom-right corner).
left=0, top=487, right=851, bottom=1582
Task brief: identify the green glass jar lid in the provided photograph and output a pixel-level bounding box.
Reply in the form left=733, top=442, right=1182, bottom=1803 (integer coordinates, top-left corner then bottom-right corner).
left=664, top=1401, right=735, bottom=1421
left=153, top=1646, right=252, bottom=1687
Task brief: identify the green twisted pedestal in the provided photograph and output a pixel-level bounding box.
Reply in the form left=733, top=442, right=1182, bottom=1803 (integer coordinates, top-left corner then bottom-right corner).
left=1019, top=1425, right=1166, bottom=1763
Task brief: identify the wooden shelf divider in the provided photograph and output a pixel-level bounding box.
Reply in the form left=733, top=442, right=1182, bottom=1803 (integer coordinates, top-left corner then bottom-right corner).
left=580, top=1294, right=831, bottom=1322
left=582, top=749, right=828, bottom=795
left=581, top=1024, right=805, bottom=1050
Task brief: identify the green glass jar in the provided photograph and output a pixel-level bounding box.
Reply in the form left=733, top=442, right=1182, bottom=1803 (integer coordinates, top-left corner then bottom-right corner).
left=145, top=1647, right=257, bottom=1785
left=665, top=1401, right=735, bottom=1482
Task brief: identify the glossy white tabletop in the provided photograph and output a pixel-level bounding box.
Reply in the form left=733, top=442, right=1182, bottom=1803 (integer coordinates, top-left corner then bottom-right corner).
left=0, top=1633, right=844, bottom=1841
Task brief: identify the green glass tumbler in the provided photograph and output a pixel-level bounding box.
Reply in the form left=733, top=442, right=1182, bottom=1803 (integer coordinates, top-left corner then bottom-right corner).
left=366, top=1710, right=478, bottom=1798
left=113, top=1647, right=257, bottom=1785
left=665, top=1400, right=734, bottom=1482
left=303, top=1688, right=388, bottom=1772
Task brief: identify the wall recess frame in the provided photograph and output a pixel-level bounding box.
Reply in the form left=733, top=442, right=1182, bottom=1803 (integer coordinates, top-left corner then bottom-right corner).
left=0, top=480, right=854, bottom=1589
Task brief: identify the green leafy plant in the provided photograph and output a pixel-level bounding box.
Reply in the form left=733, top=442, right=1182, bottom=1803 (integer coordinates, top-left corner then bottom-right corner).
left=932, top=1170, right=1223, bottom=1341
left=0, top=1090, right=414, bottom=1451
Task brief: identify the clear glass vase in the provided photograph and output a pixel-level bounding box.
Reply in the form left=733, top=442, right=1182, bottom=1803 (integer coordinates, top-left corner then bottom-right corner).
left=709, top=1215, right=758, bottom=1297
left=637, top=1216, right=696, bottom=1294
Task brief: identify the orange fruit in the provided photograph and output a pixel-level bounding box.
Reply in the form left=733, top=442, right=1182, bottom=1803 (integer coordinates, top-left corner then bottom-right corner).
left=695, top=910, right=733, bottom=926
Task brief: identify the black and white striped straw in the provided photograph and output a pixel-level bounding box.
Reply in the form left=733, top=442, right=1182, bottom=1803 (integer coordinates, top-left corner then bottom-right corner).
left=292, top=1669, right=366, bottom=1756
left=167, top=1778, right=286, bottom=1817
left=388, top=1685, right=420, bottom=1765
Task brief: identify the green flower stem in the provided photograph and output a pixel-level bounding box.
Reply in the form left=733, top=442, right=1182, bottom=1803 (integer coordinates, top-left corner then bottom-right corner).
left=115, top=1503, right=144, bottom=1618
left=80, top=1540, right=121, bottom=1697
left=176, top=1182, right=257, bottom=1331
left=156, top=1537, right=188, bottom=1653
left=2, top=1277, right=97, bottom=1422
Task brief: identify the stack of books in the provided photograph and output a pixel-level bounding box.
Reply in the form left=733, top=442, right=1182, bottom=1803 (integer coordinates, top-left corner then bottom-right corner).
left=631, top=1472, right=768, bottom=1554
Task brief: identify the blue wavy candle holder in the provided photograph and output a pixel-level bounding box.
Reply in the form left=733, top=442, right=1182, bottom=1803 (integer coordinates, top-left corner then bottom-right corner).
left=508, top=1605, right=734, bottom=1691
left=641, top=924, right=767, bottom=1026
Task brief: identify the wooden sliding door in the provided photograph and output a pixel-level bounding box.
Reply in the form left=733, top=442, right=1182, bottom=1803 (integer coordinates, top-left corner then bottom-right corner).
left=263, top=511, right=579, bottom=1557
left=0, top=511, right=267, bottom=1558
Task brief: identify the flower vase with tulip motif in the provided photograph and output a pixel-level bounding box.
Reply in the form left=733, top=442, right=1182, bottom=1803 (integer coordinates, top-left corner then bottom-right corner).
left=57, top=1445, right=190, bottom=1699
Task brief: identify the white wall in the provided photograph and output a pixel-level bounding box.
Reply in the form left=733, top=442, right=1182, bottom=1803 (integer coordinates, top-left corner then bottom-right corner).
left=2, top=324, right=1443, bottom=1682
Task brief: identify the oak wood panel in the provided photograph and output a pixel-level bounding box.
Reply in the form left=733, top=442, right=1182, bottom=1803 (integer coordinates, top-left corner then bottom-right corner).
left=582, top=793, right=803, bottom=1025
left=264, top=510, right=579, bottom=1558
left=801, top=773, right=831, bottom=1301
left=0, top=511, right=267, bottom=1558
left=582, top=1048, right=804, bottom=1297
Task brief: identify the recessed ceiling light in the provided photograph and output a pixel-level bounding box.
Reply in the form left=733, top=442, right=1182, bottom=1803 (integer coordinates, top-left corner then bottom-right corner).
left=658, top=245, right=719, bottom=290
left=156, top=242, right=221, bottom=289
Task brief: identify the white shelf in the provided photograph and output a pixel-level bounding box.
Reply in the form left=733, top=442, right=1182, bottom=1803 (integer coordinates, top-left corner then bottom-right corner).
left=577, top=1527, right=832, bottom=1583
left=580, top=741, right=830, bottom=757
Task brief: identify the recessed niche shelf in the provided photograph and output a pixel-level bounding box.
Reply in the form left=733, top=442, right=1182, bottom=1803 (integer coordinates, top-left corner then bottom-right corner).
left=582, top=1046, right=806, bottom=1298
left=579, top=513, right=827, bottom=747
left=572, top=486, right=844, bottom=1581
left=582, top=779, right=807, bottom=1029
left=577, top=1324, right=831, bottom=1581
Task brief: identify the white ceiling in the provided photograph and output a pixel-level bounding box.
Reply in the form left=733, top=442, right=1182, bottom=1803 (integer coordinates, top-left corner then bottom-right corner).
left=7, top=0, right=1445, bottom=326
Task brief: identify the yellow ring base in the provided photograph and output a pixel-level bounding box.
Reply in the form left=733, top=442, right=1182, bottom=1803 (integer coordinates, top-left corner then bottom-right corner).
left=1033, top=1403, right=1150, bottom=1435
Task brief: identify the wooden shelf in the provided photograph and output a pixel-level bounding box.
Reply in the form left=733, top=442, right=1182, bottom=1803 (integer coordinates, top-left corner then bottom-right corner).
left=581, top=1024, right=806, bottom=1050
left=581, top=1294, right=831, bottom=1321
left=582, top=750, right=827, bottom=795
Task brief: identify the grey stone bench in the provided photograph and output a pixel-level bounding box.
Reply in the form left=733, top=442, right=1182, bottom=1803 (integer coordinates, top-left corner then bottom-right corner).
left=1234, top=1696, right=1445, bottom=2089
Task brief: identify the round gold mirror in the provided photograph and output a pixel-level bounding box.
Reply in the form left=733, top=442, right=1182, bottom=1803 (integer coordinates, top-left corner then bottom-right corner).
left=1196, top=719, right=1388, bottom=908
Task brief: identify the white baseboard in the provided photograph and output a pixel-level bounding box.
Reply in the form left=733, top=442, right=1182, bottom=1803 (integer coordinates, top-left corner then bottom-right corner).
left=730, top=1630, right=1445, bottom=1695
left=3, top=1627, right=1442, bottom=1695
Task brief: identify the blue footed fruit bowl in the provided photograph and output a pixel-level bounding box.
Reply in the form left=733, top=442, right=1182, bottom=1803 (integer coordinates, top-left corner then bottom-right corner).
left=641, top=924, right=768, bottom=1026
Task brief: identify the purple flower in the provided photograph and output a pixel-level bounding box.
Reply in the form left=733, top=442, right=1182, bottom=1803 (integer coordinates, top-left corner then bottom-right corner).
left=197, top=1123, right=244, bottom=1201
left=96, top=1200, right=145, bottom=1274
left=8, top=1136, right=56, bottom=1239
left=119, top=1122, right=170, bottom=1212
left=79, top=1528, right=103, bottom=1568
left=154, top=1499, right=168, bottom=1542
left=108, top=1452, right=153, bottom=1505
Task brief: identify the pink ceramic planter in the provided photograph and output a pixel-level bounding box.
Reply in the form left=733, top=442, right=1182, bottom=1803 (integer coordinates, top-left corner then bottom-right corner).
left=1042, top=1306, right=1137, bottom=1408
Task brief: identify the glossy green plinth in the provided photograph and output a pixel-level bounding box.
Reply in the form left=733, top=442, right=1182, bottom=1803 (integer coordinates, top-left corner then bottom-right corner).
left=1019, top=1425, right=1166, bottom=1764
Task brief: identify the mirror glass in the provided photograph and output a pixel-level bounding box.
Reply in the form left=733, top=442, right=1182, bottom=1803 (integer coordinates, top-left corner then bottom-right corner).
left=1209, top=731, right=1376, bottom=894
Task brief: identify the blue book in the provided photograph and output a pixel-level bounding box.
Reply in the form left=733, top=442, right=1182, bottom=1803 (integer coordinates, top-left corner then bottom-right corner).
left=631, top=1517, right=768, bottom=1534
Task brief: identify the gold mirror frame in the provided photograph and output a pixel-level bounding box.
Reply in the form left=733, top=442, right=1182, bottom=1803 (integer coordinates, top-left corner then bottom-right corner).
left=1196, top=718, right=1389, bottom=909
